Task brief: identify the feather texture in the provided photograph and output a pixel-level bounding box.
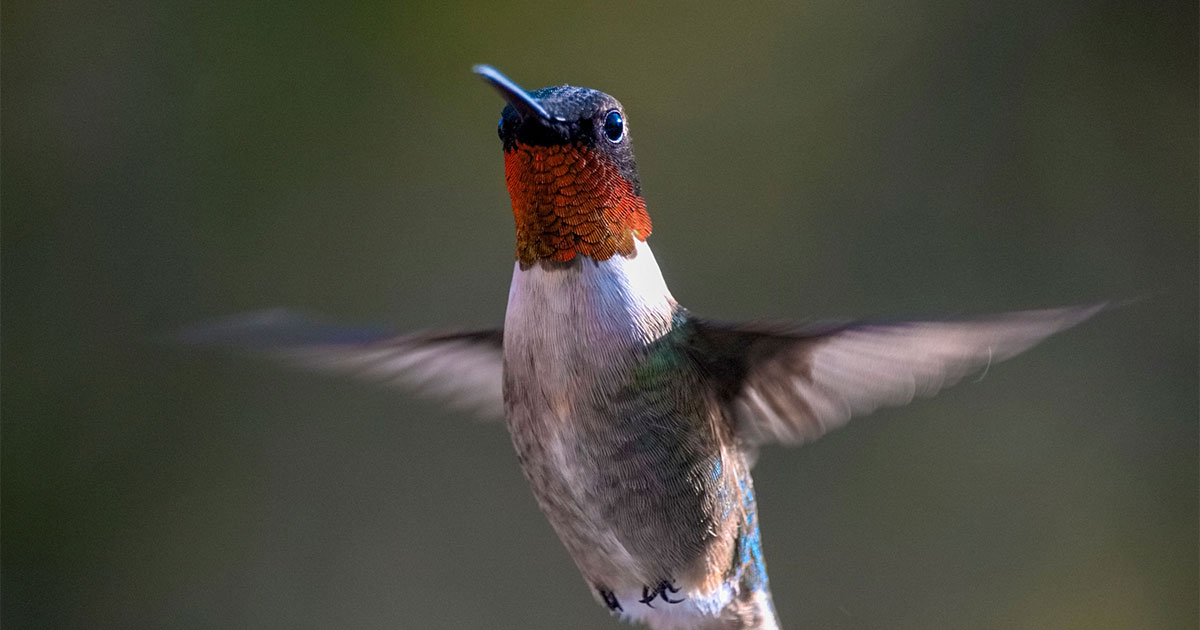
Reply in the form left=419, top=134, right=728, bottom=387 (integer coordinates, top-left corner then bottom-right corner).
left=180, top=309, right=505, bottom=417
left=689, top=304, right=1104, bottom=446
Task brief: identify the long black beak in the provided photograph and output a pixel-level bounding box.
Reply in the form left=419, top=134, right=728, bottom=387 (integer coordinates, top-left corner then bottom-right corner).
left=473, top=65, right=557, bottom=122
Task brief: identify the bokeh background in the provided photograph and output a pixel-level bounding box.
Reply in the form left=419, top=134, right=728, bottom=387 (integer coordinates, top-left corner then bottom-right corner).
left=3, top=1, right=1196, bottom=628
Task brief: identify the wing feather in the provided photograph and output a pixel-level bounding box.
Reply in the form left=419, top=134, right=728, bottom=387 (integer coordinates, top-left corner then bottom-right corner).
left=181, top=309, right=505, bottom=418
left=691, top=304, right=1103, bottom=446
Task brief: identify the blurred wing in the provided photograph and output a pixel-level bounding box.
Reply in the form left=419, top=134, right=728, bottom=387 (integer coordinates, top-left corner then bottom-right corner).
left=181, top=309, right=505, bottom=418
left=693, top=304, right=1102, bottom=446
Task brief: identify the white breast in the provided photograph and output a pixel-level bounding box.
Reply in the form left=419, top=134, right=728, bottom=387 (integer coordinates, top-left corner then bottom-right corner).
left=499, top=239, right=680, bottom=584
left=503, top=238, right=678, bottom=353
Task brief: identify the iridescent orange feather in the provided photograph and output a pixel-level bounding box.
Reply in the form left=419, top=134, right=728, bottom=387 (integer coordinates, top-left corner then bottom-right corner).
left=505, top=142, right=652, bottom=265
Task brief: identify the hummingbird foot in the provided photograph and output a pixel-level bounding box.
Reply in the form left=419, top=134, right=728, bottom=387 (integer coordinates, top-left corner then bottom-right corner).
left=599, top=578, right=778, bottom=629
left=638, top=579, right=686, bottom=607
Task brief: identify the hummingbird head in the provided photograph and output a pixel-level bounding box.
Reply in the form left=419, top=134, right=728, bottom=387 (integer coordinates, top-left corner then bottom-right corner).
left=474, top=65, right=651, bottom=266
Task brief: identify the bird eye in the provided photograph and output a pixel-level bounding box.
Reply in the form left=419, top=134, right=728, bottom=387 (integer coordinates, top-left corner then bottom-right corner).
left=603, top=110, right=624, bottom=143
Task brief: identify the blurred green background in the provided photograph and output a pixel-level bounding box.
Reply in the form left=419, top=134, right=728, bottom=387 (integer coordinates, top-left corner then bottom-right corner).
left=3, top=1, right=1196, bottom=628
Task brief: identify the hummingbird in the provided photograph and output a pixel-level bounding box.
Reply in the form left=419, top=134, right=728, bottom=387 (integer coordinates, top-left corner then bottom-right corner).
left=192, top=66, right=1101, bottom=629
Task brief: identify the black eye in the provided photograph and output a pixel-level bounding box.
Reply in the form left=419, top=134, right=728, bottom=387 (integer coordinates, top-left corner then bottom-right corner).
left=603, top=110, right=624, bottom=143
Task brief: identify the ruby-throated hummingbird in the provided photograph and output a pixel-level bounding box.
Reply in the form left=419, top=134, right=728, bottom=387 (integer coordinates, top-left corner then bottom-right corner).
left=193, top=66, right=1101, bottom=629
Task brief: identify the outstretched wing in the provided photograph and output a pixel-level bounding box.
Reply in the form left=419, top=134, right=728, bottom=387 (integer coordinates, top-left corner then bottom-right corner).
left=691, top=304, right=1102, bottom=446
left=181, top=309, right=506, bottom=418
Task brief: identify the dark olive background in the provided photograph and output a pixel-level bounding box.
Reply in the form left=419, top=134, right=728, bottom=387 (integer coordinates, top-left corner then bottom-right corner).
left=3, top=1, right=1196, bottom=628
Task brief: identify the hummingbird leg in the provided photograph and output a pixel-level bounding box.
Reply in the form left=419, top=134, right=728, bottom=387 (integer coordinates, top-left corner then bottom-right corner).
left=638, top=579, right=686, bottom=607
left=638, top=585, right=657, bottom=608
left=660, top=580, right=685, bottom=604
left=597, top=587, right=623, bottom=612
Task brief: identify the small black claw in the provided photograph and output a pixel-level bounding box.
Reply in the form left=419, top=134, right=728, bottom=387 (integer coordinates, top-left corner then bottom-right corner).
left=639, top=579, right=686, bottom=607
left=598, top=587, right=623, bottom=612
